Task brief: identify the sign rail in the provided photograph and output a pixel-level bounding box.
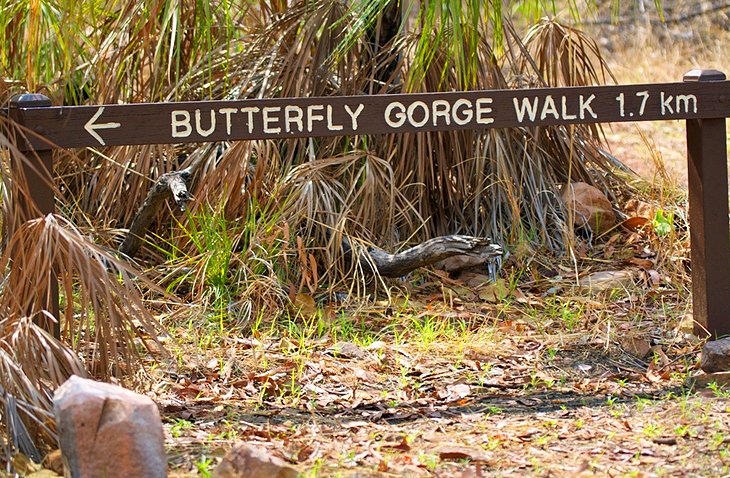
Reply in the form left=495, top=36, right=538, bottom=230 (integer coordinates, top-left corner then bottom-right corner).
left=4, top=69, right=730, bottom=339
left=9, top=80, right=730, bottom=149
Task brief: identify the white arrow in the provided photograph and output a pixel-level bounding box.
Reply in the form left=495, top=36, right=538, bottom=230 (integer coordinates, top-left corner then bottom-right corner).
left=84, top=107, right=121, bottom=146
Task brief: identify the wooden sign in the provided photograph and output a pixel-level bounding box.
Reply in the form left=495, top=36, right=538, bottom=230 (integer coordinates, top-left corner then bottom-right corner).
left=10, top=80, right=730, bottom=149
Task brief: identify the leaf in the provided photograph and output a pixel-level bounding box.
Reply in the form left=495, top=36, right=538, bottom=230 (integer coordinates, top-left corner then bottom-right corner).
left=620, top=336, right=652, bottom=359
left=621, top=216, right=650, bottom=231
left=626, top=257, right=654, bottom=268
left=478, top=279, right=509, bottom=302
left=293, top=293, right=317, bottom=316
left=653, top=210, right=675, bottom=236
left=437, top=445, right=491, bottom=462
left=437, top=383, right=472, bottom=402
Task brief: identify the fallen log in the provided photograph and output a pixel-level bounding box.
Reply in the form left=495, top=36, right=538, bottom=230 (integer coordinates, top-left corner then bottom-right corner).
left=342, top=235, right=502, bottom=278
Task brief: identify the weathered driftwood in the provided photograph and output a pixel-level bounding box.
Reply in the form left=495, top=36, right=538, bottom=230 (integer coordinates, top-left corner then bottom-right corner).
left=343, top=235, right=502, bottom=278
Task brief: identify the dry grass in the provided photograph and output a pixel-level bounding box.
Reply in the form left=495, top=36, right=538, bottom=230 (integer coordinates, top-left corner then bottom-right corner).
left=581, top=1, right=730, bottom=186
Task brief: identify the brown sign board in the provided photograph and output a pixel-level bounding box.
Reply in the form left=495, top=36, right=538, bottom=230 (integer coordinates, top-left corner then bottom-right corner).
left=10, top=80, right=730, bottom=149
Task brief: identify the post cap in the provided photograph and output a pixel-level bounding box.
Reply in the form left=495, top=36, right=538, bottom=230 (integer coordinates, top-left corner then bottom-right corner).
left=9, top=93, right=52, bottom=108
left=683, top=69, right=727, bottom=82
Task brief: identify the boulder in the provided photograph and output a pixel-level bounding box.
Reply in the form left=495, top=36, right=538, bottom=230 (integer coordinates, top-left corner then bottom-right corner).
left=213, top=443, right=298, bottom=478
left=701, top=337, right=730, bottom=373
left=562, top=182, right=616, bottom=235
left=53, top=375, right=167, bottom=478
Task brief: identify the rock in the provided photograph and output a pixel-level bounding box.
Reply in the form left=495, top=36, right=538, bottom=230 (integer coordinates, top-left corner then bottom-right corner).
left=213, top=443, right=298, bottom=478
left=701, top=337, right=730, bottom=373
left=562, top=182, right=617, bottom=235
left=330, top=341, right=367, bottom=360
left=579, top=270, right=635, bottom=292
left=435, top=255, right=490, bottom=273
left=53, top=375, right=167, bottom=478
left=687, top=371, right=730, bottom=388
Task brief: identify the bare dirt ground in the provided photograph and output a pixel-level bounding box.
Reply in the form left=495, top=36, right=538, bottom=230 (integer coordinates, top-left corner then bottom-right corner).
left=160, top=279, right=727, bottom=477
left=159, top=9, right=730, bottom=478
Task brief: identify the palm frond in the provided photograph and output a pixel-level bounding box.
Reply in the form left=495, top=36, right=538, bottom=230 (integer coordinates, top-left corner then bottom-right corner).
left=0, top=214, right=165, bottom=380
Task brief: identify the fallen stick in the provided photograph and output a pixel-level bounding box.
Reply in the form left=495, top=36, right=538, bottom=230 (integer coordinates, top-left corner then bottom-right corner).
left=118, top=169, right=192, bottom=258
left=343, top=235, right=502, bottom=278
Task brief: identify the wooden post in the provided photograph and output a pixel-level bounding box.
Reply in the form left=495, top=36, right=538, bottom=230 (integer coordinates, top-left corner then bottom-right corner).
left=8, top=93, right=60, bottom=338
left=683, top=70, right=730, bottom=338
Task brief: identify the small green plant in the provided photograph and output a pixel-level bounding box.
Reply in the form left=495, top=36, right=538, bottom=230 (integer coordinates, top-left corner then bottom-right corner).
left=195, top=455, right=214, bottom=478
left=707, top=381, right=730, bottom=398
left=302, top=458, right=325, bottom=477
left=542, top=419, right=557, bottom=428
left=542, top=297, right=585, bottom=331
left=417, top=452, right=439, bottom=471
left=170, top=418, right=194, bottom=438
left=711, top=432, right=729, bottom=449
left=484, top=436, right=501, bottom=450
left=653, top=209, right=674, bottom=236
left=641, top=422, right=663, bottom=439
left=409, top=315, right=448, bottom=348
left=536, top=433, right=553, bottom=446
left=635, top=396, right=652, bottom=412
left=674, top=424, right=691, bottom=438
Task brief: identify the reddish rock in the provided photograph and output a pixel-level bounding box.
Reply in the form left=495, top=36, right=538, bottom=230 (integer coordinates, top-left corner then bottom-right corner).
left=53, top=375, right=167, bottom=478
left=213, top=443, right=298, bottom=478
left=562, top=182, right=616, bottom=235
left=701, top=337, right=730, bottom=373
left=689, top=371, right=730, bottom=388
left=436, top=255, right=490, bottom=272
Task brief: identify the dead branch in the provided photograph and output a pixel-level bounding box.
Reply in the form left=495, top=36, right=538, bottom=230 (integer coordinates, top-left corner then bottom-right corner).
left=118, top=168, right=192, bottom=258
left=119, top=144, right=503, bottom=276
left=343, top=235, right=503, bottom=278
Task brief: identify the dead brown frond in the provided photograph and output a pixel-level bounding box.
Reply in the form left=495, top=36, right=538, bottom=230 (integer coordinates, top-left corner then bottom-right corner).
left=0, top=317, right=88, bottom=459
left=522, top=17, right=617, bottom=88
left=0, top=214, right=165, bottom=380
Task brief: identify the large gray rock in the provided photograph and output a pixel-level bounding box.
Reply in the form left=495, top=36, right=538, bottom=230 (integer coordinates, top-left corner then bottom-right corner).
left=53, top=375, right=167, bottom=478
left=213, top=443, right=298, bottom=478
left=701, top=337, right=730, bottom=373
